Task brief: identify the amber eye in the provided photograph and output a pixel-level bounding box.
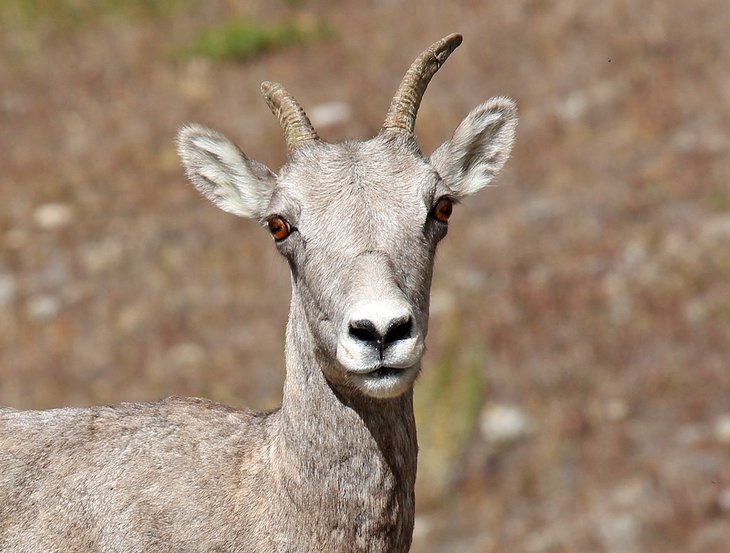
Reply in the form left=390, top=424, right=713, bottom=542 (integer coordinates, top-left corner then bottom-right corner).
left=432, top=197, right=453, bottom=223
left=267, top=216, right=291, bottom=241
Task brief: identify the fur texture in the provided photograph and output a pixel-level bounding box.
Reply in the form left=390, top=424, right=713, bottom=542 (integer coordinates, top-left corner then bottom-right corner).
left=0, top=46, right=517, bottom=553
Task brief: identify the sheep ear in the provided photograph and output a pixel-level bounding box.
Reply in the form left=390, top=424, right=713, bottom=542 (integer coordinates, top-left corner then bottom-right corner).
left=430, top=97, right=517, bottom=198
left=176, top=124, right=276, bottom=219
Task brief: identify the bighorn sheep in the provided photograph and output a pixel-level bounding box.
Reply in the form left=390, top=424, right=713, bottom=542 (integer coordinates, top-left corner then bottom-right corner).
left=0, top=34, right=516, bottom=552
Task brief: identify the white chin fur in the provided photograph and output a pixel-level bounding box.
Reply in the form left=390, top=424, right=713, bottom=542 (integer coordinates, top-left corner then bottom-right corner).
left=349, top=365, right=421, bottom=399
left=335, top=336, right=424, bottom=398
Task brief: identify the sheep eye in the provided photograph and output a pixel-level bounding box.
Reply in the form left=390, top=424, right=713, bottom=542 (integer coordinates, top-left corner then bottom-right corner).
left=431, top=197, right=453, bottom=223
left=267, top=216, right=291, bottom=241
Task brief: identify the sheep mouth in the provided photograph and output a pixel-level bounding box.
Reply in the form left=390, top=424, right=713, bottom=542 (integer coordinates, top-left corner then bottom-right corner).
left=365, top=367, right=403, bottom=379
left=349, top=364, right=420, bottom=399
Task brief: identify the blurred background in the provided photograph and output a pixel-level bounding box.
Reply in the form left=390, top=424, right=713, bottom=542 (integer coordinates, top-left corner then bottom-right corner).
left=1, top=1, right=729, bottom=551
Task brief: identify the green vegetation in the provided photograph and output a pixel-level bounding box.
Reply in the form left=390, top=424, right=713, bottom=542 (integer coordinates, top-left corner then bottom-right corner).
left=0, top=0, right=186, bottom=29
left=710, top=190, right=730, bottom=211
left=182, top=18, right=334, bottom=61
left=0, top=2, right=333, bottom=63
left=415, top=332, right=487, bottom=503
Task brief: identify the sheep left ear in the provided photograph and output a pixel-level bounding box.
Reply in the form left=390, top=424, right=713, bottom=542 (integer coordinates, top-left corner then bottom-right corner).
left=430, top=97, right=517, bottom=198
left=176, top=124, right=276, bottom=219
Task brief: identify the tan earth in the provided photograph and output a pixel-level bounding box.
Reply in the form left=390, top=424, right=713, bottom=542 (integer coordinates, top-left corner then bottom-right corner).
left=1, top=2, right=729, bottom=551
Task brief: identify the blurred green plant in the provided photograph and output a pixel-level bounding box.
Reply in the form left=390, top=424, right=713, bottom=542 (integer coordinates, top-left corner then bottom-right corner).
left=181, top=18, right=334, bottom=61
left=710, top=190, right=730, bottom=211
left=0, top=0, right=186, bottom=29
left=415, top=329, right=487, bottom=504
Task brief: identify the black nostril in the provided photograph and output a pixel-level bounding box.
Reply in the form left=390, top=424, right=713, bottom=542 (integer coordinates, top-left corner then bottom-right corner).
left=349, top=320, right=379, bottom=343
left=384, top=317, right=413, bottom=344
left=348, top=316, right=413, bottom=349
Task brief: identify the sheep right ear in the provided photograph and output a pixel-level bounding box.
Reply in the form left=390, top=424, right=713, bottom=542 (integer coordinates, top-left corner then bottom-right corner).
left=430, top=97, right=517, bottom=198
left=176, top=124, right=276, bottom=219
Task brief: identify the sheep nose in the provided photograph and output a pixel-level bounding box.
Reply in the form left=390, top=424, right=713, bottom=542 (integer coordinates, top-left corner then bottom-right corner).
left=337, top=298, right=424, bottom=375
left=348, top=313, right=414, bottom=355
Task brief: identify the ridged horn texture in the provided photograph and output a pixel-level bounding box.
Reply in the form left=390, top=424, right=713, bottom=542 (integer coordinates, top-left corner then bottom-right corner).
left=261, top=81, right=319, bottom=149
left=382, top=33, right=463, bottom=135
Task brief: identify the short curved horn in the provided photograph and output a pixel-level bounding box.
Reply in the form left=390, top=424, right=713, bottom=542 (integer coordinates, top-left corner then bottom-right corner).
left=261, top=81, right=319, bottom=149
left=382, top=33, right=463, bottom=135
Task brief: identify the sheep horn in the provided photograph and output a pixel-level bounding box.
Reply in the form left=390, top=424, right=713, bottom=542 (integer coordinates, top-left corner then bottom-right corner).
left=261, top=81, right=319, bottom=149
left=382, top=33, right=463, bottom=135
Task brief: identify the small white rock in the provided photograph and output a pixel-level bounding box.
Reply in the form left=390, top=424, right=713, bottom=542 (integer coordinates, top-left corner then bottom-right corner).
left=676, top=423, right=708, bottom=446
left=596, top=514, right=640, bottom=553
left=411, top=515, right=431, bottom=541
left=428, top=288, right=457, bottom=316
left=308, top=101, right=352, bottom=128
left=166, top=342, right=206, bottom=367
left=684, top=299, right=708, bottom=324
left=713, top=414, right=730, bottom=443
left=718, top=488, right=730, bottom=512
left=480, top=403, right=534, bottom=444
left=26, top=295, right=61, bottom=322
left=82, top=239, right=123, bottom=273
left=33, top=203, right=74, bottom=230
left=612, top=477, right=650, bottom=507
left=700, top=215, right=730, bottom=243
left=604, top=398, right=629, bottom=422
left=0, top=273, right=16, bottom=306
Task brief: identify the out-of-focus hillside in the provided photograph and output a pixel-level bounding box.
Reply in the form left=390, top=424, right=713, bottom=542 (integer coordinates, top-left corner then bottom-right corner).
left=1, top=1, right=729, bottom=551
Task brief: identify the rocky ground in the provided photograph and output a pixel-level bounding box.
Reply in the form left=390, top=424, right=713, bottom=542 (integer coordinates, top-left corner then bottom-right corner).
left=1, top=1, right=729, bottom=551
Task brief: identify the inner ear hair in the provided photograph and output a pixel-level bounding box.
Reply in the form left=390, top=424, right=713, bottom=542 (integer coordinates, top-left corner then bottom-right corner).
left=431, top=96, right=517, bottom=197
left=177, top=124, right=276, bottom=219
